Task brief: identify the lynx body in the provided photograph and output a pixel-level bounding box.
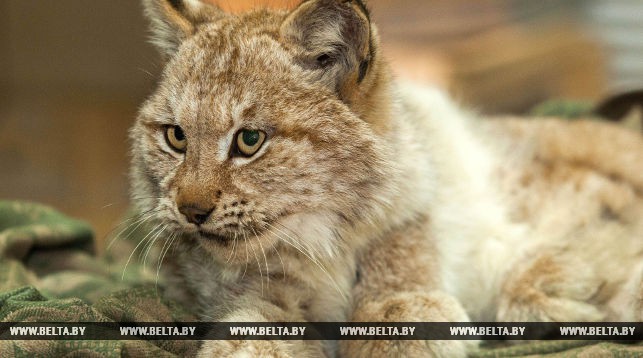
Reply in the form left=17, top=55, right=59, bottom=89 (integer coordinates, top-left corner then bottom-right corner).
left=130, top=1, right=643, bottom=356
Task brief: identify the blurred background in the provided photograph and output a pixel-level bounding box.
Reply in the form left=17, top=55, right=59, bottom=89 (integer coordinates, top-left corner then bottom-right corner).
left=1, top=0, right=642, bottom=250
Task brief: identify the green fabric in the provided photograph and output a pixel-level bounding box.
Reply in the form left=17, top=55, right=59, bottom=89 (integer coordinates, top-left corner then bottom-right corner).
left=0, top=200, right=640, bottom=357
left=530, top=100, right=596, bottom=119
left=0, top=201, right=198, bottom=357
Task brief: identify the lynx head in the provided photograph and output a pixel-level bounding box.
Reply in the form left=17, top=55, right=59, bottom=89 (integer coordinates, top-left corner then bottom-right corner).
left=130, top=0, right=394, bottom=264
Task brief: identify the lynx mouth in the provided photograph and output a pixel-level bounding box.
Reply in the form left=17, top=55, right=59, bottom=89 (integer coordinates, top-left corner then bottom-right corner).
left=198, top=231, right=234, bottom=244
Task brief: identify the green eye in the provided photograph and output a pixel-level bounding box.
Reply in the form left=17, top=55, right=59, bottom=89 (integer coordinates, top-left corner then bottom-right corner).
left=165, top=125, right=187, bottom=152
left=243, top=130, right=260, bottom=146
left=236, top=129, right=266, bottom=157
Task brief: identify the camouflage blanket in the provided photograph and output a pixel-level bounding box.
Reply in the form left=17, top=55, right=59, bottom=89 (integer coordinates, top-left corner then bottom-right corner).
left=0, top=201, right=198, bottom=357
left=0, top=200, right=641, bottom=357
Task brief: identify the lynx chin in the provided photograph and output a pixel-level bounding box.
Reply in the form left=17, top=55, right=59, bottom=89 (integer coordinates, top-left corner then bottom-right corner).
left=129, top=0, right=643, bottom=356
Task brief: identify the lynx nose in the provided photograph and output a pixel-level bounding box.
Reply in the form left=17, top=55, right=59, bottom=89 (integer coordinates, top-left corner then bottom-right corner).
left=179, top=205, right=213, bottom=226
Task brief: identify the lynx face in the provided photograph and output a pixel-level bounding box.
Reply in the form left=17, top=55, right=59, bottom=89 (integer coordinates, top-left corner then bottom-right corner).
left=130, top=0, right=391, bottom=264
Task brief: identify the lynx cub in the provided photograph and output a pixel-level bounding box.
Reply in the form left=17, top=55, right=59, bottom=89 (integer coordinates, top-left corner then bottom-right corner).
left=130, top=0, right=643, bottom=356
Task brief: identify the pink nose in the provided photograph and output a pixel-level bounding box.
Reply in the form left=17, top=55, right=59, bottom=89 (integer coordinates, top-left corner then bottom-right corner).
left=178, top=205, right=213, bottom=225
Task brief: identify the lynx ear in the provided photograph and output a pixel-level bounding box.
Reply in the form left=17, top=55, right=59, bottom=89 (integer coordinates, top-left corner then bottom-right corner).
left=281, top=0, right=374, bottom=103
left=143, top=0, right=223, bottom=56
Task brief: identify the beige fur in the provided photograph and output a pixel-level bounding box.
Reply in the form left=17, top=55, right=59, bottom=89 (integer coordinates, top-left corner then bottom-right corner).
left=130, top=1, right=643, bottom=357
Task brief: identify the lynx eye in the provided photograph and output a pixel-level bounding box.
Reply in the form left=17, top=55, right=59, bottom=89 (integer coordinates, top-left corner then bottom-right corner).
left=235, top=129, right=266, bottom=157
left=164, top=125, right=187, bottom=153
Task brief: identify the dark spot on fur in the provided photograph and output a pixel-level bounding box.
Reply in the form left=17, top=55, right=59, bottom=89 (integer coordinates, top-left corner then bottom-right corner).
left=600, top=205, right=618, bottom=221
left=231, top=202, right=238, bottom=207
left=338, top=212, right=354, bottom=227
left=240, top=200, right=248, bottom=205
left=383, top=302, right=404, bottom=319
left=300, top=300, right=311, bottom=311
left=216, top=190, right=222, bottom=198
left=237, top=212, right=244, bottom=218
left=167, top=0, right=183, bottom=11
left=520, top=173, right=534, bottom=187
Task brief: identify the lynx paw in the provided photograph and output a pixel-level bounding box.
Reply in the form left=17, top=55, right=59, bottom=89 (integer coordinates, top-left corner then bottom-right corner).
left=497, top=254, right=605, bottom=322
left=342, top=291, right=477, bottom=358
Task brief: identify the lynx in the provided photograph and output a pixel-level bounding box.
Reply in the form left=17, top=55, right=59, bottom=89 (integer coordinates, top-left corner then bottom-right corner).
left=129, top=0, right=643, bottom=356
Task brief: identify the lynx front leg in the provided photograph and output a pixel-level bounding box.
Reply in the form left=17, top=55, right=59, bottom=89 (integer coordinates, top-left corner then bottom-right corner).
left=199, top=339, right=300, bottom=358
left=341, top=219, right=476, bottom=358
left=607, top=262, right=643, bottom=321
left=497, top=252, right=606, bottom=322
left=198, top=295, right=325, bottom=358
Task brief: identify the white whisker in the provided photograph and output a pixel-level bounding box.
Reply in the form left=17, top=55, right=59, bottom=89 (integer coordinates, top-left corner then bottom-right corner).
left=156, top=231, right=178, bottom=295
left=265, top=223, right=347, bottom=300
left=247, top=230, right=264, bottom=296
left=142, top=224, right=168, bottom=268
left=105, top=208, right=162, bottom=252
left=199, top=312, right=217, bottom=321
left=227, top=232, right=238, bottom=263
left=121, top=222, right=163, bottom=281
left=253, top=227, right=270, bottom=290
left=273, top=221, right=325, bottom=261
left=272, top=241, right=287, bottom=277
left=242, top=232, right=249, bottom=280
